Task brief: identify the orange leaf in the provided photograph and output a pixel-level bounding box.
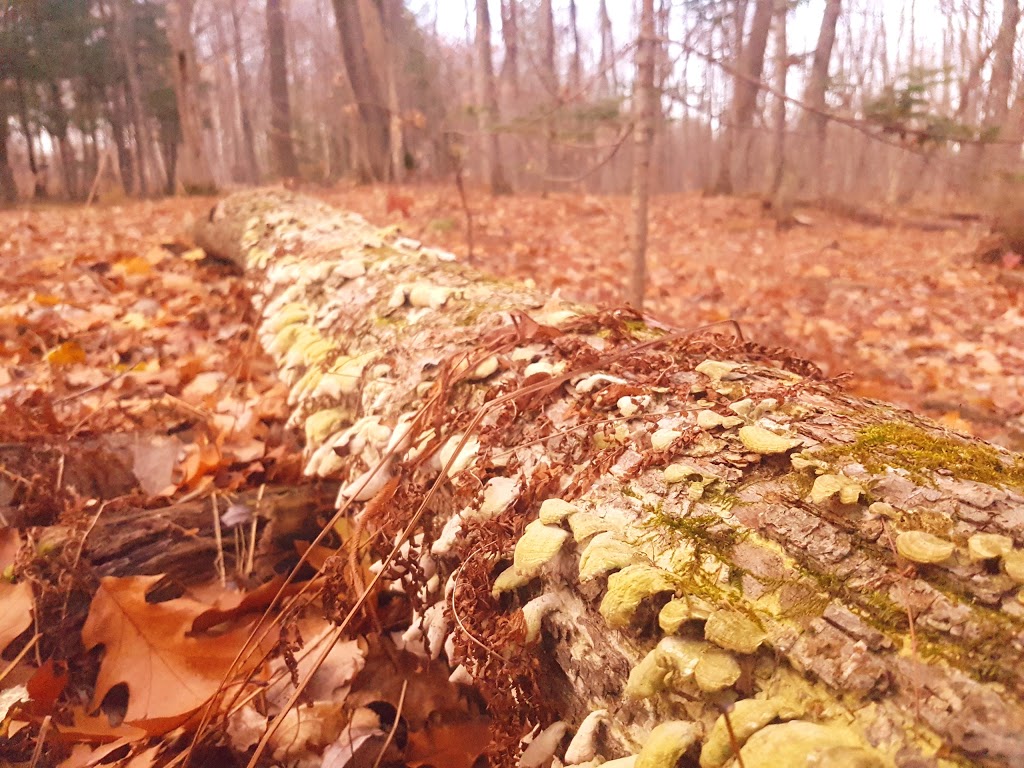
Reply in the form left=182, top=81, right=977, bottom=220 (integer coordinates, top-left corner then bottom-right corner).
left=45, top=341, right=87, bottom=366
left=81, top=575, right=262, bottom=724
left=26, top=658, right=69, bottom=716
left=405, top=718, right=492, bottom=768
left=0, top=580, right=33, bottom=652
left=53, top=709, right=148, bottom=744
left=112, top=256, right=152, bottom=276
left=191, top=576, right=302, bottom=633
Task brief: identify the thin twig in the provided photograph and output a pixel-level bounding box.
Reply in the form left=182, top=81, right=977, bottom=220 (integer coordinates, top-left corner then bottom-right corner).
left=371, top=679, right=408, bottom=768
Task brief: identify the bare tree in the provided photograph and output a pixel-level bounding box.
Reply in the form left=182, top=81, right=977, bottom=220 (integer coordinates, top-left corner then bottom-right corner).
left=331, top=0, right=390, bottom=181
left=166, top=0, right=216, bottom=192
left=568, top=0, right=582, bottom=96
left=229, top=0, right=260, bottom=182
left=767, top=0, right=788, bottom=215
left=597, top=0, right=618, bottom=95
left=475, top=0, right=511, bottom=194
left=540, top=0, right=558, bottom=184
left=0, top=92, right=16, bottom=202
left=267, top=0, right=300, bottom=178
left=110, top=0, right=154, bottom=196
left=500, top=0, right=520, bottom=99
left=713, top=0, right=773, bottom=194
left=798, top=0, right=841, bottom=198
left=629, top=0, right=657, bottom=310
left=977, top=0, right=1021, bottom=173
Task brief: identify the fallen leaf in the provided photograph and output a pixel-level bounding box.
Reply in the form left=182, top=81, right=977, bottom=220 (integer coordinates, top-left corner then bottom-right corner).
left=0, top=581, right=33, bottom=652
left=45, top=340, right=87, bottom=366
left=25, top=658, right=69, bottom=716
left=404, top=717, right=492, bottom=768
left=191, top=576, right=302, bottom=633
left=82, top=575, right=262, bottom=724
left=53, top=708, right=148, bottom=744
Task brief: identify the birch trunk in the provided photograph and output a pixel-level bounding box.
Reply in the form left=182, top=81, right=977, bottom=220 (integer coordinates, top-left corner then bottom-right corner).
left=195, top=189, right=1024, bottom=768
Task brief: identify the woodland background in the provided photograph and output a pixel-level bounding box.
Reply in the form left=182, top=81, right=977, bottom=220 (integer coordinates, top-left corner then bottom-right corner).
left=5, top=0, right=1024, bottom=207
left=3, top=1, right=1024, bottom=766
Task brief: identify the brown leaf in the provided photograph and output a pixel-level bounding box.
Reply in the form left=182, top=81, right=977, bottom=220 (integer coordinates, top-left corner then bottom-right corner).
left=82, top=574, right=262, bottom=724
left=25, top=658, right=69, bottom=716
left=0, top=580, right=33, bottom=653
left=404, top=717, right=492, bottom=768
left=191, top=575, right=302, bottom=633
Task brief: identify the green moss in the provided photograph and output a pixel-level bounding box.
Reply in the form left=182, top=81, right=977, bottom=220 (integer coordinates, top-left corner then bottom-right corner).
left=621, top=484, right=642, bottom=500
left=430, top=217, right=457, bottom=232
left=823, top=422, right=1024, bottom=488
left=643, top=509, right=745, bottom=562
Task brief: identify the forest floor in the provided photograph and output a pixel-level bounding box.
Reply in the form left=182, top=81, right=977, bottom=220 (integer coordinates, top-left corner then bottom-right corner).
left=1, top=183, right=1023, bottom=764
left=323, top=184, right=1024, bottom=450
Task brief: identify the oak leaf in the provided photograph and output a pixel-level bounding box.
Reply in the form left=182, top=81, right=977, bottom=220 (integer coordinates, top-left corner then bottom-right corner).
left=82, top=575, right=261, bottom=724
left=0, top=528, right=32, bottom=653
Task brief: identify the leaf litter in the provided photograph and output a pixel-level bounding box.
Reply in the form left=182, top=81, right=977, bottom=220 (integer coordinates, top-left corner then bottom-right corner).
left=0, top=187, right=1019, bottom=766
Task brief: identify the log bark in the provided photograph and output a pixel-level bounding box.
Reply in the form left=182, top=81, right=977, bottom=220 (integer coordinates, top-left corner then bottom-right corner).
left=194, top=189, right=1024, bottom=767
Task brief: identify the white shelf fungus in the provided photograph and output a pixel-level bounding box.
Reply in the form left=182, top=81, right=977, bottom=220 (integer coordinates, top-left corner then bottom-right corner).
left=578, top=534, right=637, bottom=581
left=738, top=425, right=800, bottom=455
left=599, top=565, right=676, bottom=628
left=514, top=520, right=570, bottom=578
left=522, top=593, right=561, bottom=643
left=699, top=698, right=803, bottom=768
left=704, top=610, right=767, bottom=654
left=539, top=498, right=579, bottom=524
left=635, top=721, right=700, bottom=768
left=894, top=531, right=955, bottom=564
left=967, top=533, right=1013, bottom=561
left=809, top=474, right=864, bottom=505
left=651, top=429, right=682, bottom=452
left=564, top=709, right=608, bottom=765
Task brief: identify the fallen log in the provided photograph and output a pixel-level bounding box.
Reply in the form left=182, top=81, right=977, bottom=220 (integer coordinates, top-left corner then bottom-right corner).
left=194, top=189, right=1024, bottom=768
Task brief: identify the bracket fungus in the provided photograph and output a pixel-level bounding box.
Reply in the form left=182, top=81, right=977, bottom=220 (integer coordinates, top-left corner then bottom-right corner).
left=578, top=533, right=637, bottom=582
left=809, top=474, right=865, bottom=505
left=894, top=530, right=955, bottom=564
left=738, top=425, right=801, bottom=455
left=966, top=532, right=1013, bottom=562
left=704, top=609, right=767, bottom=655
left=699, top=698, right=803, bottom=768
left=514, top=520, right=570, bottom=578
left=539, top=498, right=579, bottom=525
left=635, top=720, right=701, bottom=768
left=599, top=565, right=677, bottom=628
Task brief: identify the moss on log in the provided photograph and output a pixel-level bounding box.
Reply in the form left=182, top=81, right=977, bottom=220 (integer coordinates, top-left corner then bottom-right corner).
left=194, top=189, right=1024, bottom=768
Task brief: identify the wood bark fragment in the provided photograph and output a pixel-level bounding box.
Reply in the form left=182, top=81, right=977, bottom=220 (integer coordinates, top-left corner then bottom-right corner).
left=194, top=189, right=1024, bottom=768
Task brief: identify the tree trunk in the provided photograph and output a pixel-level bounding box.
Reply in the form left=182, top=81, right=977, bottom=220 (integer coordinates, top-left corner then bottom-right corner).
left=714, top=0, right=773, bottom=195
left=540, top=0, right=558, bottom=188
left=111, top=0, right=152, bottom=196
left=499, top=0, right=520, bottom=99
left=47, top=82, right=79, bottom=199
left=976, top=0, right=1021, bottom=176
left=568, top=0, right=582, bottom=96
left=597, top=0, right=618, bottom=95
left=475, top=0, right=511, bottom=195
left=798, top=0, right=840, bottom=198
left=229, top=0, right=261, bottom=184
left=767, top=0, right=790, bottom=224
left=194, top=188, right=1024, bottom=768
left=629, top=0, right=656, bottom=311
left=330, top=0, right=390, bottom=181
left=266, top=0, right=300, bottom=179
left=166, top=0, right=216, bottom=194
left=378, top=0, right=406, bottom=184
left=14, top=76, right=44, bottom=199
left=0, top=94, right=17, bottom=203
